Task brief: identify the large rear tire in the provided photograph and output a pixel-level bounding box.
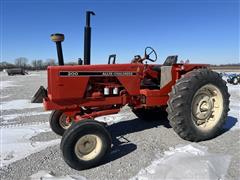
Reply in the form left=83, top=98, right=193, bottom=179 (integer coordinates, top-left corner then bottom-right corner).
left=60, top=119, right=111, bottom=170
left=49, top=110, right=72, bottom=136
left=166, top=69, right=230, bottom=141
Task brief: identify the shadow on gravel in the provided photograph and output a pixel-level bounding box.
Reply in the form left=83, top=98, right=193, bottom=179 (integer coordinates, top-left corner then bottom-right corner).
left=222, top=116, right=238, bottom=132
left=107, top=116, right=171, bottom=138
left=101, top=115, right=237, bottom=165
left=102, top=143, right=137, bottom=165
left=102, top=116, right=171, bottom=164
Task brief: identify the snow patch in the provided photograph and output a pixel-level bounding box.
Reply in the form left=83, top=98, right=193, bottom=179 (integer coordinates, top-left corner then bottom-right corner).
left=0, top=99, right=43, bottom=110
left=131, top=144, right=231, bottom=180
left=0, top=111, right=51, bottom=121
left=0, top=123, right=60, bottom=167
left=225, top=84, right=240, bottom=130
left=27, top=73, right=40, bottom=76
left=0, top=95, right=11, bottom=99
left=96, top=112, right=136, bottom=125
left=30, top=170, right=86, bottom=180
left=0, top=81, right=21, bottom=90
left=96, top=106, right=136, bottom=125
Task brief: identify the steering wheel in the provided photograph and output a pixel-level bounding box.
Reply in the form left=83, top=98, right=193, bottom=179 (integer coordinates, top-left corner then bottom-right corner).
left=144, top=47, right=157, bottom=62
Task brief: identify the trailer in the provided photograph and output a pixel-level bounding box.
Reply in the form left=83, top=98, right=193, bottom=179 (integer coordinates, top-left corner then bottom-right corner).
left=6, top=68, right=28, bottom=76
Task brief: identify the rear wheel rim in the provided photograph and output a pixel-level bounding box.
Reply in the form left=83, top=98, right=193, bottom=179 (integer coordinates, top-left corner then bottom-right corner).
left=74, top=134, right=102, bottom=161
left=59, top=114, right=72, bottom=129
left=191, top=84, right=223, bottom=131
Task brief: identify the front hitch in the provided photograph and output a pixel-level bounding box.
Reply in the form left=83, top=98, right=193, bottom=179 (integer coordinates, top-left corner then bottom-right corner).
left=31, top=86, right=47, bottom=103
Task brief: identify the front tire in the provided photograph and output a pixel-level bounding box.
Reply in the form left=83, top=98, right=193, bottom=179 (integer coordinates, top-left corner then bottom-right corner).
left=49, top=110, right=72, bottom=136
left=167, top=69, right=230, bottom=141
left=60, top=119, right=111, bottom=170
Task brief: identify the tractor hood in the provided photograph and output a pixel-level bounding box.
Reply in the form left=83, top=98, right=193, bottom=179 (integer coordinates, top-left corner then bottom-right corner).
left=46, top=63, right=144, bottom=102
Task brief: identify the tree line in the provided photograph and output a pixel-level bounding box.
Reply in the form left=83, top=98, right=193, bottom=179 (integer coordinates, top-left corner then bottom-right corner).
left=0, top=57, right=78, bottom=71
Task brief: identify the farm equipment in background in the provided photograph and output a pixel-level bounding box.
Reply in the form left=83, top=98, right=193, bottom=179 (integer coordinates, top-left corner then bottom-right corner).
left=6, top=68, right=28, bottom=76
left=227, top=73, right=240, bottom=85
left=220, top=72, right=240, bottom=85
left=32, top=11, right=230, bottom=170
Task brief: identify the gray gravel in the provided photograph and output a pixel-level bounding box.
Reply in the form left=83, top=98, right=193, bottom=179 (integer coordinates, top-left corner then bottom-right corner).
left=0, top=71, right=239, bottom=180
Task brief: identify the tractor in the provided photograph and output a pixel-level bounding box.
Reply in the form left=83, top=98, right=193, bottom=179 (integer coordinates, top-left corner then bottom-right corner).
left=32, top=11, right=230, bottom=170
left=227, top=73, right=240, bottom=85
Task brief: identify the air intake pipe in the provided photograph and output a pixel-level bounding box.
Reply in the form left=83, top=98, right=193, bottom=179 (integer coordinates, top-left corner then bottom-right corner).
left=51, top=33, right=65, bottom=65
left=84, top=11, right=95, bottom=65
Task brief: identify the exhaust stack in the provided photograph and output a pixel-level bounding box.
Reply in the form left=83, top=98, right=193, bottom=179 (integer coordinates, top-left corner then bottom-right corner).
left=51, top=33, right=65, bottom=65
left=84, top=11, right=95, bottom=65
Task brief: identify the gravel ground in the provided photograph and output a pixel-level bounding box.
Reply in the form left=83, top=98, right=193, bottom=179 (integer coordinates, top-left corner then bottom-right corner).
left=0, top=71, right=239, bottom=180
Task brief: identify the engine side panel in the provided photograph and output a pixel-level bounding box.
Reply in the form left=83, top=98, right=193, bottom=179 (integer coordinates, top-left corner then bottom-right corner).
left=47, top=64, right=143, bottom=102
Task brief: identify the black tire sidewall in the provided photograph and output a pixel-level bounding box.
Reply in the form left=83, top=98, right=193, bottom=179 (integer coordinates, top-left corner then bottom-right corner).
left=167, top=69, right=230, bottom=141
left=49, top=110, right=66, bottom=136
left=61, top=120, right=111, bottom=170
left=184, top=73, right=228, bottom=138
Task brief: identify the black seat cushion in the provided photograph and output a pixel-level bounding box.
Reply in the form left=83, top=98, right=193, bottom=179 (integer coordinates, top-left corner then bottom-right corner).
left=152, top=55, right=178, bottom=72
left=163, top=55, right=178, bottom=66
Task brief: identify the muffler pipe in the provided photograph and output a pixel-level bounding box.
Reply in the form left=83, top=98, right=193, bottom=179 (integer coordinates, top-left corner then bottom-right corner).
left=51, top=33, right=65, bottom=65
left=84, top=11, right=95, bottom=65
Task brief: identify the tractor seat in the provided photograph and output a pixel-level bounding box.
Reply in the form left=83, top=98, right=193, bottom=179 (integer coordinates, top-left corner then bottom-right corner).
left=163, top=55, right=178, bottom=66
left=152, top=55, right=178, bottom=72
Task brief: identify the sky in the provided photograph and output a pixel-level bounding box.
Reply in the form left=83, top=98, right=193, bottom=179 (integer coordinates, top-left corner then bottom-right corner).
left=0, top=0, right=239, bottom=65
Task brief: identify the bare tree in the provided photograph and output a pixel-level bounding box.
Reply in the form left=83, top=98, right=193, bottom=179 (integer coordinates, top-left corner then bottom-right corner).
left=45, top=59, right=56, bottom=67
left=32, top=60, right=37, bottom=70
left=66, top=61, right=78, bottom=65
left=36, top=59, right=44, bottom=69
left=0, top=61, right=15, bottom=71
left=15, top=57, right=28, bottom=68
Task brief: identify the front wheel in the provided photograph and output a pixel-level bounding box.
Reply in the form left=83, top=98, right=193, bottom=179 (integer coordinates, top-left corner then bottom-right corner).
left=49, top=110, right=72, bottom=136
left=167, top=69, right=230, bottom=141
left=60, top=119, right=112, bottom=170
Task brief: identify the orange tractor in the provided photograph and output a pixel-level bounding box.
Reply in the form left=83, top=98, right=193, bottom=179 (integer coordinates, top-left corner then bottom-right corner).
left=33, top=11, right=229, bottom=170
